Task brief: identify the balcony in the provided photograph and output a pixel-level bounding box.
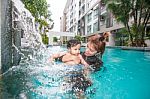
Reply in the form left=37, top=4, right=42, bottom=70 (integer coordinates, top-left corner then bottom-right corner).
left=101, top=6, right=107, bottom=15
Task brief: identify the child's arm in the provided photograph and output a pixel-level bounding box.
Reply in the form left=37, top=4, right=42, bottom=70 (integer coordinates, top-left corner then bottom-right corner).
left=49, top=52, right=65, bottom=62
left=79, top=55, right=89, bottom=67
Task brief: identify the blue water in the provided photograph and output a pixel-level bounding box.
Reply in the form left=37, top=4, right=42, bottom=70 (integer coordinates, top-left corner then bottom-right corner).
left=1, top=47, right=150, bottom=99
left=90, top=48, right=150, bottom=99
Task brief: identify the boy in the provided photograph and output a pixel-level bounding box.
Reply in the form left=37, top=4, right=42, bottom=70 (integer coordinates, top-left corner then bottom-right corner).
left=49, top=39, right=88, bottom=66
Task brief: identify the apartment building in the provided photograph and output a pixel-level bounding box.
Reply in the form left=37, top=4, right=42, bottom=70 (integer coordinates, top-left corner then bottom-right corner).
left=61, top=0, right=125, bottom=46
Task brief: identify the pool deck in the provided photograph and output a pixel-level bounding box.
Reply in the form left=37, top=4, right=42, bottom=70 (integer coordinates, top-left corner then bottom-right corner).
left=106, top=46, right=150, bottom=51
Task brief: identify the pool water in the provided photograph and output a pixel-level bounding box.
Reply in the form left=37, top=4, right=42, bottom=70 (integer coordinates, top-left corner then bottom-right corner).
left=0, top=47, right=150, bottom=99
left=88, top=48, right=150, bottom=99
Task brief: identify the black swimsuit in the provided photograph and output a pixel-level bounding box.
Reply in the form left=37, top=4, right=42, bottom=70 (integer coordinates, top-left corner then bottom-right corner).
left=55, top=54, right=65, bottom=62
left=81, top=52, right=103, bottom=71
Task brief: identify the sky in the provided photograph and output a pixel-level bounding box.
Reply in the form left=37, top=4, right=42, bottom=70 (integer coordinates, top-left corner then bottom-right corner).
left=47, top=0, right=67, bottom=32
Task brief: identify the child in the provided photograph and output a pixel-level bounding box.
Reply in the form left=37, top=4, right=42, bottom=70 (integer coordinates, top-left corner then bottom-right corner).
left=49, top=39, right=88, bottom=66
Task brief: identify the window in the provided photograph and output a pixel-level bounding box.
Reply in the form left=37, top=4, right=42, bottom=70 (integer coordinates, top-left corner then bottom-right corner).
left=87, top=25, right=91, bottom=34
left=87, top=13, right=92, bottom=23
left=82, top=6, right=85, bottom=14
left=87, top=3, right=90, bottom=8
left=94, top=8, right=98, bottom=19
left=93, top=22, right=98, bottom=32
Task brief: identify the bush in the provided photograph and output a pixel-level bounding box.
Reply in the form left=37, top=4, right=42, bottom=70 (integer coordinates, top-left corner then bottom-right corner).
left=41, top=33, right=49, bottom=45
left=74, top=35, right=83, bottom=41
left=53, top=37, right=58, bottom=42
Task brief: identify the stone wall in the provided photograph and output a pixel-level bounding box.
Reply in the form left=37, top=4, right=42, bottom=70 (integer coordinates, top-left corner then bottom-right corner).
left=0, top=0, right=1, bottom=72
left=12, top=29, right=21, bottom=66
left=1, top=0, right=22, bottom=73
left=1, top=0, right=13, bottom=73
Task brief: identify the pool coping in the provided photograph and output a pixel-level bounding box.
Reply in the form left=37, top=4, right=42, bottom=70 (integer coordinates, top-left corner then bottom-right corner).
left=106, top=46, right=150, bottom=52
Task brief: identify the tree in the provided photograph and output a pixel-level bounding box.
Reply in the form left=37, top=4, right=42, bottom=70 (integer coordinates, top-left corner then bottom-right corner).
left=115, top=28, right=129, bottom=46
left=74, top=35, right=83, bottom=41
left=22, top=0, right=53, bottom=31
left=22, top=0, right=49, bottom=19
left=103, top=0, right=150, bottom=46
left=53, top=37, right=58, bottom=42
left=22, top=0, right=53, bottom=45
left=41, top=33, right=49, bottom=45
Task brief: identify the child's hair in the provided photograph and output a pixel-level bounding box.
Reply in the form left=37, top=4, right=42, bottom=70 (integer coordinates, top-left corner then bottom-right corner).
left=67, top=39, right=81, bottom=49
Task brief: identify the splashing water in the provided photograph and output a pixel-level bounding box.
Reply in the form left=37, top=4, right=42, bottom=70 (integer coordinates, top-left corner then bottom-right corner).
left=1, top=0, right=91, bottom=99
left=1, top=46, right=87, bottom=98
left=12, top=0, right=45, bottom=50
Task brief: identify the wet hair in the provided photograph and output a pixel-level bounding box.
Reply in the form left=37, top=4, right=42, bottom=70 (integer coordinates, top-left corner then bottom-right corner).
left=88, top=32, right=109, bottom=42
left=90, top=39, right=106, bottom=54
left=88, top=34, right=106, bottom=55
left=99, top=36, right=105, bottom=41
left=67, top=39, right=81, bottom=49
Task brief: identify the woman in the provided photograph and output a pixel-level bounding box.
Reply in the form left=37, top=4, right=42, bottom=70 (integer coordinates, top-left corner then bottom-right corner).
left=81, top=32, right=108, bottom=71
left=63, top=32, right=108, bottom=69
left=71, top=33, right=108, bottom=97
left=60, top=32, right=109, bottom=98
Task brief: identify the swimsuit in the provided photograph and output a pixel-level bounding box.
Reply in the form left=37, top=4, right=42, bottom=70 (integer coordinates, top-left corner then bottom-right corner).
left=55, top=54, right=65, bottom=62
left=81, top=52, right=103, bottom=71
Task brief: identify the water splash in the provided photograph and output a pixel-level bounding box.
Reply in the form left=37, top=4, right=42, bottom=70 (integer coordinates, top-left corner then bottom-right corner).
left=12, top=0, right=46, bottom=56
left=1, top=0, right=90, bottom=98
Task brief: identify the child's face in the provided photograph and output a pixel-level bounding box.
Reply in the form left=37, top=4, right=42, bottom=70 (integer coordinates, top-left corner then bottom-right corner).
left=69, top=44, right=81, bottom=56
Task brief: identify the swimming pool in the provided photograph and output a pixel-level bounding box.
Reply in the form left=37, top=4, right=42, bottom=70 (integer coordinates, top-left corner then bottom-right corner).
left=1, top=46, right=150, bottom=99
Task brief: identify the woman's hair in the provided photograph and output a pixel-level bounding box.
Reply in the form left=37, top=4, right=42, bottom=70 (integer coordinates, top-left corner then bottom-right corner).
left=67, top=39, right=81, bottom=49
left=88, top=33, right=107, bottom=55
left=88, top=32, right=109, bottom=42
left=90, top=39, right=106, bottom=54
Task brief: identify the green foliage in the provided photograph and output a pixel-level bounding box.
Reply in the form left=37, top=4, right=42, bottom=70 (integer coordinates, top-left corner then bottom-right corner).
left=74, top=35, right=83, bottom=41
left=146, top=31, right=150, bottom=39
left=41, top=33, right=49, bottom=45
left=22, top=0, right=49, bottom=19
left=53, top=37, right=58, bottom=42
left=37, top=19, right=49, bottom=31
left=63, top=40, right=67, bottom=44
left=22, top=0, right=53, bottom=32
left=115, top=28, right=129, bottom=46
left=104, top=0, right=150, bottom=46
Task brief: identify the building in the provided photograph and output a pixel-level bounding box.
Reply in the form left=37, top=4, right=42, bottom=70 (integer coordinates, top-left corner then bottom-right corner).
left=60, top=0, right=79, bottom=43
left=61, top=0, right=150, bottom=46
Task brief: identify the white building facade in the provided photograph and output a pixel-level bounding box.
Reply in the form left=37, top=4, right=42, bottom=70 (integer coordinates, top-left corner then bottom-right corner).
left=61, top=0, right=125, bottom=46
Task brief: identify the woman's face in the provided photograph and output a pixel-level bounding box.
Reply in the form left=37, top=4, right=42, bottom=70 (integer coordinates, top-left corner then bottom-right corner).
left=84, top=42, right=97, bottom=56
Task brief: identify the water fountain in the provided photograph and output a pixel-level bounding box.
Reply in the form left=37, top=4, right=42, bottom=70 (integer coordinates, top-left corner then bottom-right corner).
left=0, top=0, right=91, bottom=98
left=1, top=0, right=46, bottom=73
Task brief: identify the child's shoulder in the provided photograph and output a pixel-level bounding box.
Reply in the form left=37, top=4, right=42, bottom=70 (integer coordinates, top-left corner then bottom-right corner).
left=59, top=51, right=67, bottom=55
left=77, top=54, right=83, bottom=59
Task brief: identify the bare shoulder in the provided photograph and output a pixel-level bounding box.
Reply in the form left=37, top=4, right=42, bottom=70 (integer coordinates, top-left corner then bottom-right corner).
left=78, top=54, right=83, bottom=58
left=59, top=52, right=67, bottom=56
